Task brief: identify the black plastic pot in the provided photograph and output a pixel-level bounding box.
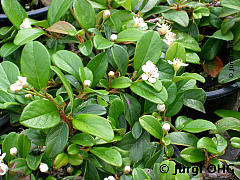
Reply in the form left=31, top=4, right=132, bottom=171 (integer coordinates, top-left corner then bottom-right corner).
left=0, top=6, right=48, bottom=26
left=180, top=83, right=239, bottom=121
left=0, top=114, right=10, bottom=135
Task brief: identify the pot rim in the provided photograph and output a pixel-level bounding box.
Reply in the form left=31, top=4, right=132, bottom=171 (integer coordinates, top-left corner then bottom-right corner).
left=206, top=83, right=239, bottom=100
left=0, top=6, right=48, bottom=21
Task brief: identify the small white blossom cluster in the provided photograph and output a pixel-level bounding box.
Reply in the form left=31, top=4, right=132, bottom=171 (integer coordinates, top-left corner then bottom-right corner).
left=10, top=76, right=28, bottom=93
left=157, top=22, right=176, bottom=46
left=0, top=150, right=8, bottom=176
left=20, top=18, right=32, bottom=29
left=167, top=57, right=188, bottom=72
left=156, top=22, right=171, bottom=35
left=104, top=176, right=115, bottom=180
left=164, top=32, right=176, bottom=46
left=133, top=17, right=148, bottom=30
left=141, top=61, right=159, bottom=84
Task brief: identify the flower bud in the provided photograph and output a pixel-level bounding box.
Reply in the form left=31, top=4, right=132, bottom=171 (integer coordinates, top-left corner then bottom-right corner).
left=67, top=166, right=73, bottom=173
left=39, top=163, right=48, bottom=173
left=157, top=104, right=165, bottom=112
left=0, top=163, right=8, bottom=175
left=10, top=147, right=17, bottom=156
left=18, top=76, right=28, bottom=88
left=103, top=10, right=111, bottom=19
left=108, top=71, right=115, bottom=77
left=110, top=34, right=117, bottom=41
left=84, top=80, right=91, bottom=87
left=104, top=176, right=115, bottom=180
left=10, top=83, right=23, bottom=93
left=124, top=165, right=131, bottom=173
left=25, top=94, right=32, bottom=99
left=162, top=123, right=170, bottom=132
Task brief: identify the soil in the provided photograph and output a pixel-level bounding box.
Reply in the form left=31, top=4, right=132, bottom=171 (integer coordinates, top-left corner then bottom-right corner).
left=0, top=0, right=45, bottom=14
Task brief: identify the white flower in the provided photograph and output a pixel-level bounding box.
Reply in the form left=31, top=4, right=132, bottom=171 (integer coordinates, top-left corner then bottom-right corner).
left=20, top=18, right=31, bottom=29
left=157, top=104, right=165, bottom=112
left=84, top=80, right=91, bottom=87
left=10, top=82, right=23, bottom=93
left=164, top=32, right=176, bottom=46
left=39, top=163, right=48, bottom=173
left=103, top=10, right=111, bottom=18
left=167, top=58, right=188, bottom=72
left=17, top=76, right=28, bottom=87
left=0, top=163, right=8, bottom=176
left=108, top=71, right=115, bottom=77
left=157, top=22, right=171, bottom=35
left=141, top=61, right=159, bottom=84
left=10, top=147, right=17, bottom=156
left=39, top=146, right=46, bottom=152
left=124, top=166, right=131, bottom=173
left=133, top=17, right=148, bottom=30
left=104, top=176, right=115, bottom=180
left=0, top=153, right=6, bottom=163
left=110, top=34, right=117, bottom=41
left=25, top=94, right=32, bottom=99
left=162, top=123, right=170, bottom=131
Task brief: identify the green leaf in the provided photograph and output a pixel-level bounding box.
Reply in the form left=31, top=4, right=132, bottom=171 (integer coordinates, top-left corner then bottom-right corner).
left=25, top=129, right=46, bottom=146
left=94, top=35, right=114, bottom=50
left=186, top=52, right=200, bottom=64
left=79, top=67, right=93, bottom=84
left=90, top=147, right=122, bottom=167
left=2, top=132, right=18, bottom=162
left=121, top=93, right=141, bottom=126
left=116, top=28, right=145, bottom=42
left=1, top=0, right=27, bottom=28
left=162, top=80, right=177, bottom=105
left=174, top=73, right=205, bottom=83
left=78, top=40, right=93, bottom=56
left=165, top=42, right=186, bottom=62
left=210, top=117, right=240, bottom=134
left=134, top=31, right=162, bottom=71
left=165, top=132, right=199, bottom=147
left=193, top=6, right=210, bottom=19
left=218, top=59, right=240, bottom=83
left=87, top=52, right=108, bottom=87
left=51, top=66, right=74, bottom=113
left=221, top=0, right=240, bottom=10
left=109, top=99, right=124, bottom=128
left=26, top=154, right=43, bottom=171
left=111, top=77, right=132, bottom=89
left=183, top=88, right=206, bottom=113
left=130, top=81, right=168, bottom=104
left=75, top=104, right=106, bottom=116
left=84, top=160, right=100, bottom=180
left=141, top=0, right=159, bottom=13
left=215, top=109, right=240, bottom=120
left=17, top=134, right=31, bottom=158
left=183, top=119, right=216, bottom=133
left=177, top=79, right=196, bottom=93
left=21, top=41, right=50, bottom=90
left=0, top=90, right=15, bottom=104
left=139, top=115, right=163, bottom=139
left=54, top=153, right=69, bottom=170
left=180, top=147, right=205, bottom=163
left=158, top=160, right=176, bottom=180
left=52, top=50, right=83, bottom=81
left=45, top=122, right=69, bottom=158
left=200, top=38, right=223, bottom=61
left=73, top=0, right=96, bottom=30
left=20, top=100, right=60, bottom=129
left=70, top=133, right=95, bottom=146
left=46, top=21, right=77, bottom=36
left=0, top=61, right=20, bottom=91
left=132, top=168, right=150, bottom=180
left=132, top=121, right=142, bottom=139
left=230, top=137, right=240, bottom=149
left=197, top=137, right=219, bottom=154
left=68, top=154, right=83, bottom=166
left=47, top=0, right=74, bottom=25
left=209, top=30, right=233, bottom=41
left=165, top=93, right=184, bottom=117
left=175, top=32, right=201, bottom=52
left=0, top=42, right=20, bottom=57
left=9, top=158, right=32, bottom=176
left=14, top=28, right=45, bottom=46
left=212, top=134, right=227, bottom=154
left=162, top=10, right=189, bottom=27
left=72, top=114, right=114, bottom=141
left=111, top=44, right=129, bottom=76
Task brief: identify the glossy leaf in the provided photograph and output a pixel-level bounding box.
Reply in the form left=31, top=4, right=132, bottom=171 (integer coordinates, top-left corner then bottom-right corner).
left=93, top=35, right=114, bottom=50
left=180, top=147, right=205, bottom=163
left=218, top=59, right=240, bottom=83
left=17, top=134, right=31, bottom=158
left=183, top=119, right=216, bottom=133
left=175, top=32, right=201, bottom=52
left=197, top=137, right=219, bottom=154
left=211, top=117, right=240, bottom=134
left=162, top=10, right=189, bottom=27
left=70, top=133, right=95, bottom=146
left=116, top=28, right=145, bottom=42
left=166, top=132, right=199, bottom=147
left=46, top=21, right=77, bottom=36
left=165, top=42, right=186, bottom=62
left=78, top=40, right=93, bottom=56
left=20, top=100, right=60, bottom=129
left=111, top=77, right=132, bottom=89
left=0, top=42, right=20, bottom=57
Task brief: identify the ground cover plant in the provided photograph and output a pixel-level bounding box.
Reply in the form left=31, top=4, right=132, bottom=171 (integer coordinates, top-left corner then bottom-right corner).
left=0, top=0, right=240, bottom=179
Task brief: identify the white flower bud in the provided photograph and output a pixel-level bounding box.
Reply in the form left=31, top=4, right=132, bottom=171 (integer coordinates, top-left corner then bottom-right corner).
left=108, top=176, right=115, bottom=180
left=39, top=163, right=48, bottom=173
left=0, top=163, right=8, bottom=175
left=103, top=10, right=111, bottom=19
left=124, top=166, right=131, bottom=173
left=157, top=104, right=165, bottom=112
left=108, top=71, right=115, bottom=77
left=10, top=83, right=23, bottom=93
left=67, top=166, right=73, bottom=173
left=84, top=80, right=91, bottom=87
left=25, top=94, right=32, bottom=99
left=10, top=147, right=17, bottom=156
left=18, top=76, right=28, bottom=87
left=20, top=18, right=31, bottom=29
left=110, top=34, right=118, bottom=41
left=162, top=123, right=170, bottom=132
